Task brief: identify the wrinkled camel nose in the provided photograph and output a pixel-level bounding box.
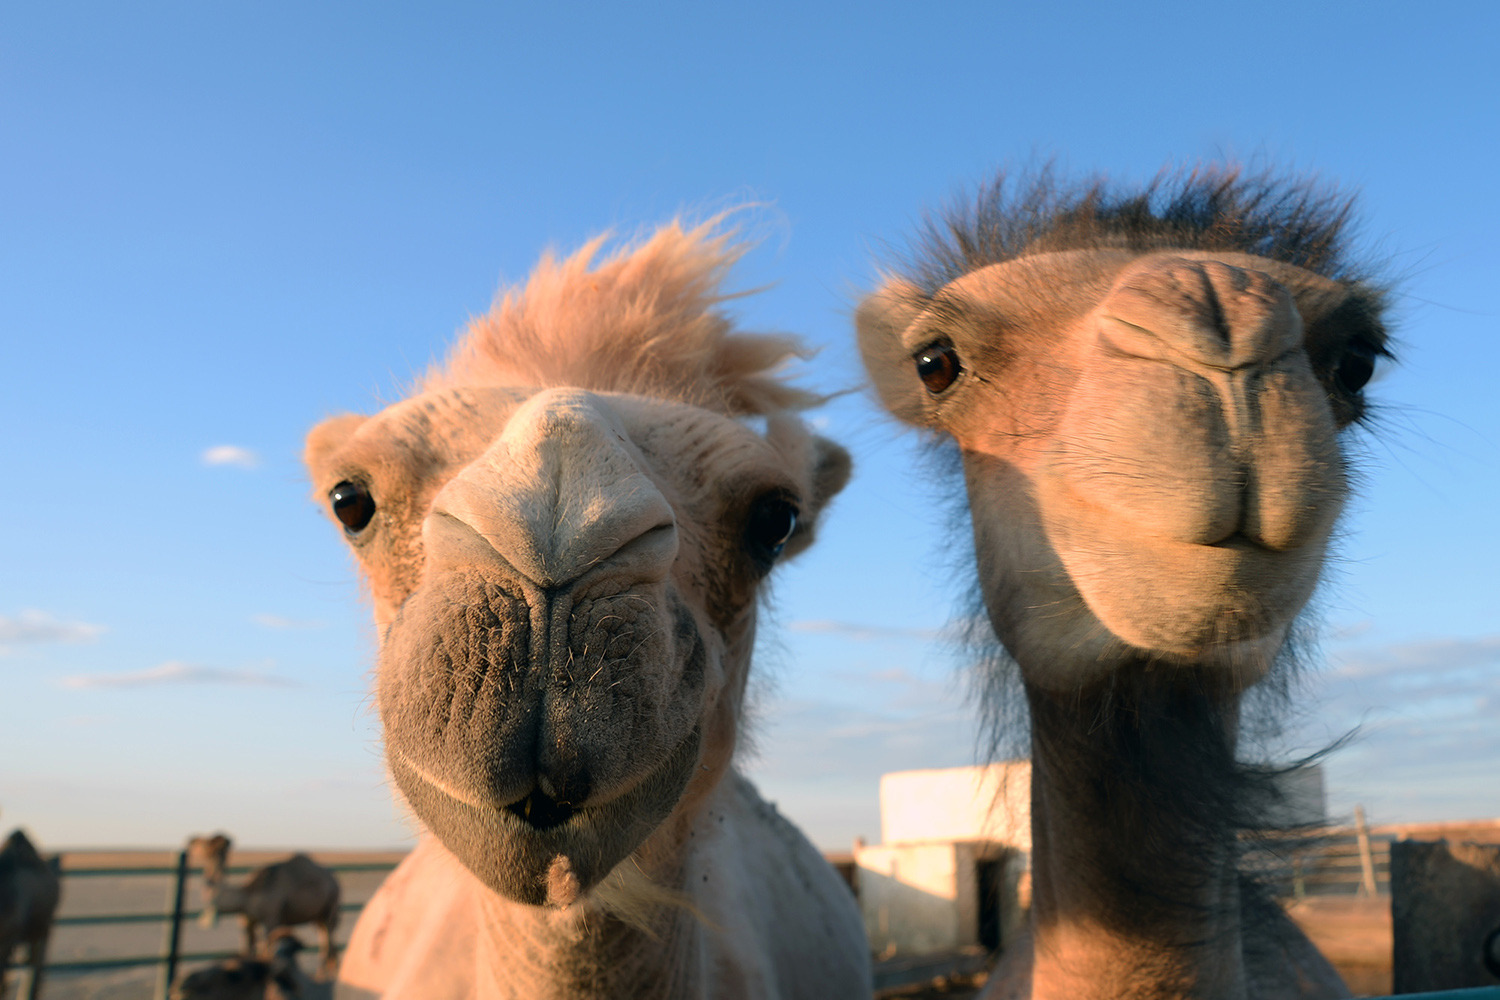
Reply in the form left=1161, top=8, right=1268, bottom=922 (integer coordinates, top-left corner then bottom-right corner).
left=1098, top=257, right=1303, bottom=370
left=425, top=389, right=678, bottom=589
left=1055, top=255, right=1343, bottom=553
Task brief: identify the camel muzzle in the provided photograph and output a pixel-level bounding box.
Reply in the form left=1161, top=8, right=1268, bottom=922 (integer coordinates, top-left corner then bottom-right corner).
left=388, top=723, right=703, bottom=907
left=505, top=788, right=575, bottom=831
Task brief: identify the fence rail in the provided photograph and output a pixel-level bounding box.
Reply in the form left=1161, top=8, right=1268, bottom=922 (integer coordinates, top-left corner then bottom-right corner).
left=8, top=851, right=401, bottom=1000
left=1245, top=811, right=1397, bottom=900
left=15, top=839, right=1500, bottom=1000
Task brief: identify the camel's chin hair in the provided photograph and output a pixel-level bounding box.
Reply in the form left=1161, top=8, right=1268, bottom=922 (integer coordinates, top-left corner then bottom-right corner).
left=585, top=858, right=706, bottom=937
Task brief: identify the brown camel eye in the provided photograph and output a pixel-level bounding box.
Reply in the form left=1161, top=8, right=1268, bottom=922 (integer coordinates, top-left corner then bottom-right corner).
left=1335, top=345, right=1376, bottom=394
left=915, top=342, right=962, bottom=394
left=745, top=494, right=799, bottom=568
left=330, top=480, right=376, bottom=534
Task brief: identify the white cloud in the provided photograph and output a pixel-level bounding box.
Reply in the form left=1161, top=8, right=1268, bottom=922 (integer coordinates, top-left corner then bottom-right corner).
left=201, top=444, right=259, bottom=469
left=1279, top=631, right=1500, bottom=822
left=1328, top=634, right=1500, bottom=680
left=62, top=661, right=298, bottom=689
left=0, top=610, right=105, bottom=644
left=252, top=614, right=325, bottom=630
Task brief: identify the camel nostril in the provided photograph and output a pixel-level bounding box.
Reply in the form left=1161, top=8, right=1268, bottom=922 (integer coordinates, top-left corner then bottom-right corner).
left=504, top=789, right=575, bottom=831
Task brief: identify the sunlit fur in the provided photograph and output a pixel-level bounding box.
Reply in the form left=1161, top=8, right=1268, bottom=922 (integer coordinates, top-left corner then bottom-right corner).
left=859, top=167, right=1392, bottom=1000
left=305, top=219, right=868, bottom=999
left=425, top=219, right=820, bottom=416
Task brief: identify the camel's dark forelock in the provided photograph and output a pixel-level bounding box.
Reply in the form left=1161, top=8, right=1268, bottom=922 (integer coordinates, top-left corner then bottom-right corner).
left=904, top=166, right=1367, bottom=291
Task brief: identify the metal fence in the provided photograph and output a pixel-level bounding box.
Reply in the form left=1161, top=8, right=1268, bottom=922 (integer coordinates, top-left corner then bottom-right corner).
left=12, top=845, right=1499, bottom=1000
left=1374, top=991, right=1500, bottom=999
left=10, top=852, right=399, bottom=1000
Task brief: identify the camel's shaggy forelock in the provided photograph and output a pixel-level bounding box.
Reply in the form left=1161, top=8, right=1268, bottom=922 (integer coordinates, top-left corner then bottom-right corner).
left=899, top=164, right=1382, bottom=292
left=426, top=218, right=819, bottom=416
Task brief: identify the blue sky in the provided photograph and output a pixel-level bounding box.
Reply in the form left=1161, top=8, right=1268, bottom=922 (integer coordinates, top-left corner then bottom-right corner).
left=2, top=2, right=1496, bottom=850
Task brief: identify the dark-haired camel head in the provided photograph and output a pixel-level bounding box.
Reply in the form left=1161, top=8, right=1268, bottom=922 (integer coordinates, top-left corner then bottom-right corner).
left=305, top=224, right=849, bottom=908
left=861, top=212, right=1387, bottom=691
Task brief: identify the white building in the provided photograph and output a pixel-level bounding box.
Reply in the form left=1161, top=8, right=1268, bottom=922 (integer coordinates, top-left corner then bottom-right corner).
left=854, top=762, right=1032, bottom=958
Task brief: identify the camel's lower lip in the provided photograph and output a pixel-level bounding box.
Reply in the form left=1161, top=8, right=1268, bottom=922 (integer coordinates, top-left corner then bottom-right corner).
left=386, top=725, right=704, bottom=905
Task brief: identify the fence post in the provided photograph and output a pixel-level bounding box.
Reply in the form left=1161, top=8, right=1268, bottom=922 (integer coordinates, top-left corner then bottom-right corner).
left=1355, top=805, right=1379, bottom=897
left=153, top=849, right=189, bottom=1000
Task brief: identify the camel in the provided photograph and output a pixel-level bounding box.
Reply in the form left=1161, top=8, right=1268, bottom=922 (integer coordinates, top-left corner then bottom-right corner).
left=171, top=955, right=277, bottom=1000
left=171, top=929, right=323, bottom=1000
left=857, top=168, right=1392, bottom=1000
left=188, top=834, right=341, bottom=977
left=302, top=219, right=867, bottom=999
left=0, top=829, right=61, bottom=1000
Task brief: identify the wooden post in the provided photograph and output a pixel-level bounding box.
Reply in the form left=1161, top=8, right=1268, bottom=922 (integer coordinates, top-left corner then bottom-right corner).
left=154, top=849, right=189, bottom=1000
left=1355, top=805, right=1378, bottom=897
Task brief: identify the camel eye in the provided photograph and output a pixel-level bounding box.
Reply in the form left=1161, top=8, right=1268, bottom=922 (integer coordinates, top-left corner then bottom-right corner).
left=745, top=494, right=799, bottom=568
left=915, top=342, right=962, bottom=394
left=1335, top=344, right=1376, bottom=394
left=330, top=480, right=376, bottom=534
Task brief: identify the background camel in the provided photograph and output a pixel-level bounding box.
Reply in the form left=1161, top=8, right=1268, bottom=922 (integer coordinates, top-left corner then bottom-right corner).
left=0, top=829, right=61, bottom=1000
left=171, top=929, right=323, bottom=1000
left=858, top=168, right=1391, bottom=1000
left=302, top=220, right=867, bottom=999
left=188, top=834, right=341, bottom=977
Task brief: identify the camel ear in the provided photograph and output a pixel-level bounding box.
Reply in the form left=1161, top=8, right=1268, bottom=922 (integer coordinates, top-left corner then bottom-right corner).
left=766, top=421, right=851, bottom=560
left=856, top=278, right=931, bottom=426
left=304, top=413, right=367, bottom=479
left=807, top=435, right=852, bottom=512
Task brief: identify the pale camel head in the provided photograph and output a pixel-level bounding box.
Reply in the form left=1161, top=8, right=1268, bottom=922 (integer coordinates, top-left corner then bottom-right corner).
left=859, top=170, right=1390, bottom=692
left=305, top=222, right=849, bottom=908
left=187, top=833, right=232, bottom=885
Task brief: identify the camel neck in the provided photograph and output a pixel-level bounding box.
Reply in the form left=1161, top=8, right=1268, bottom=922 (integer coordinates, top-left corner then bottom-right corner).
left=471, top=862, right=699, bottom=999
left=208, top=879, right=249, bottom=915
left=1023, top=673, right=1250, bottom=1000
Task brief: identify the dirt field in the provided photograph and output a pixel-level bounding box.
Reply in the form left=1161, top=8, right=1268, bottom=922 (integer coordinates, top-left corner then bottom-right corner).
left=876, top=896, right=1395, bottom=999
left=1285, top=895, right=1393, bottom=997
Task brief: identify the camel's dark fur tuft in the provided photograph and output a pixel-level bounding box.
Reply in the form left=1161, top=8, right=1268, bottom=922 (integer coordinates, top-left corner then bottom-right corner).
left=900, top=164, right=1374, bottom=293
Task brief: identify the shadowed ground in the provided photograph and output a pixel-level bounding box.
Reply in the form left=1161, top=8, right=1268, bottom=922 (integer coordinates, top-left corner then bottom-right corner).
left=877, top=898, right=1396, bottom=1000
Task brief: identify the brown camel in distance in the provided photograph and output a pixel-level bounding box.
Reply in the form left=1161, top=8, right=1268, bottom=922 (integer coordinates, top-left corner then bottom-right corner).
left=858, top=168, right=1392, bottom=1000
left=302, top=219, right=867, bottom=998
left=188, top=834, right=341, bottom=978
left=0, top=829, right=61, bottom=1000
